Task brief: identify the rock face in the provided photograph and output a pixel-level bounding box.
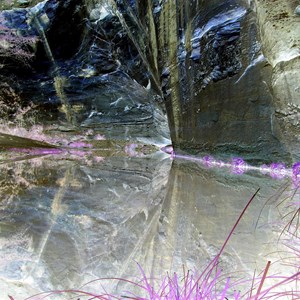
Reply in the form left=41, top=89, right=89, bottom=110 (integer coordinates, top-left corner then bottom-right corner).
left=253, top=0, right=300, bottom=161
left=128, top=0, right=299, bottom=161
left=105, top=0, right=299, bottom=161
left=0, top=0, right=300, bottom=160
left=0, top=0, right=170, bottom=144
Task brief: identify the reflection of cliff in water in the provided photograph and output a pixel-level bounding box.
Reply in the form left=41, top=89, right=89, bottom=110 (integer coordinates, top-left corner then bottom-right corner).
left=0, top=146, right=296, bottom=296
left=0, top=148, right=171, bottom=294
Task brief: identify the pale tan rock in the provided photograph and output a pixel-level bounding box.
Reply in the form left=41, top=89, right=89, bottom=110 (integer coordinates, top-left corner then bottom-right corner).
left=254, top=0, right=300, bottom=158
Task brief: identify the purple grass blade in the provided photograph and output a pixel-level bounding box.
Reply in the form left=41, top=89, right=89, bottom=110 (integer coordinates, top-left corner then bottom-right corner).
left=186, top=188, right=260, bottom=299
left=254, top=261, right=271, bottom=300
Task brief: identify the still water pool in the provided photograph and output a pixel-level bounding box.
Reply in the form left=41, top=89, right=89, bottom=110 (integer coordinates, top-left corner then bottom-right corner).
left=0, top=134, right=298, bottom=299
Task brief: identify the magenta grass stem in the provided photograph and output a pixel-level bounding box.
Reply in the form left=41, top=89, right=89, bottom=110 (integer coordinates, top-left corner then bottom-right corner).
left=255, top=261, right=271, bottom=300
left=186, top=188, right=260, bottom=299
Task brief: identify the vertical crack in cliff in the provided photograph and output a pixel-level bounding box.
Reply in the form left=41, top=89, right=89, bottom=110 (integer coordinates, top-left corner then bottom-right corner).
left=27, top=10, right=76, bottom=125
left=107, top=0, right=162, bottom=95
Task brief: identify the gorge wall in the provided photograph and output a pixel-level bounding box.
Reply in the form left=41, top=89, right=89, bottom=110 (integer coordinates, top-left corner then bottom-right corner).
left=1, top=0, right=300, bottom=162
left=130, top=0, right=300, bottom=162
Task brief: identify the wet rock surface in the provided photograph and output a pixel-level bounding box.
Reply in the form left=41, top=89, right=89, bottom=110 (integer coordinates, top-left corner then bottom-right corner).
left=157, top=0, right=291, bottom=160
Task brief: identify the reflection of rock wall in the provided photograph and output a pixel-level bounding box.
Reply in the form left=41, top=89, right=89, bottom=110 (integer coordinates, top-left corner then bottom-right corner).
left=0, top=154, right=171, bottom=295
left=142, top=159, right=290, bottom=290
